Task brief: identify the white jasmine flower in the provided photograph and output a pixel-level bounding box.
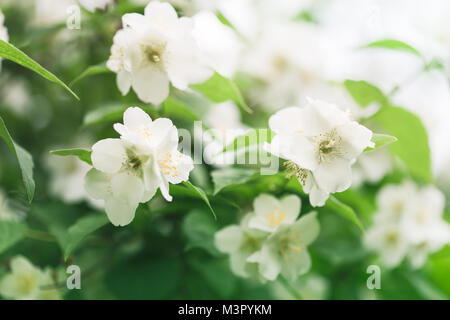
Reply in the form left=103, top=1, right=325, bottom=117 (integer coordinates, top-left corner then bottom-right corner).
left=0, top=256, right=60, bottom=300
left=85, top=107, right=194, bottom=226
left=248, top=211, right=319, bottom=282
left=192, top=11, right=242, bottom=78
left=266, top=98, right=374, bottom=207
left=215, top=213, right=267, bottom=278
left=78, top=0, right=113, bottom=12
left=106, top=1, right=213, bottom=104
left=248, top=194, right=301, bottom=233
left=365, top=181, right=450, bottom=268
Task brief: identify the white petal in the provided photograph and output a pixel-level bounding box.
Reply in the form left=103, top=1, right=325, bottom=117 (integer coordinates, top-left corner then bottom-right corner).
left=104, top=197, right=138, bottom=227
left=132, top=68, right=170, bottom=105
left=84, top=169, right=111, bottom=200
left=149, top=118, right=177, bottom=150
left=214, top=225, right=243, bottom=253
left=280, top=195, right=301, bottom=223
left=122, top=13, right=147, bottom=30
left=253, top=194, right=280, bottom=218
left=91, top=138, right=126, bottom=174
left=110, top=172, right=144, bottom=205
left=314, top=158, right=352, bottom=193
left=268, top=134, right=318, bottom=171
left=117, top=70, right=132, bottom=95
left=291, top=211, right=320, bottom=245
left=248, top=246, right=281, bottom=281
left=162, top=151, right=194, bottom=185
left=122, top=106, right=152, bottom=129
left=336, top=121, right=373, bottom=160
left=281, top=250, right=312, bottom=282
left=144, top=1, right=178, bottom=23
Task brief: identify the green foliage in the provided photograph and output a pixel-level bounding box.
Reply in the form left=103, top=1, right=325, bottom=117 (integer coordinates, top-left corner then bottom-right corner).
left=223, top=128, right=274, bottom=153
left=362, top=39, right=422, bottom=58
left=374, top=106, right=432, bottom=183
left=182, top=210, right=219, bottom=256
left=211, top=167, right=256, bottom=195
left=50, top=148, right=93, bottom=166
left=0, top=117, right=35, bottom=202
left=324, top=196, right=364, bottom=231
left=0, top=40, right=79, bottom=99
left=162, top=97, right=199, bottom=121
left=182, top=182, right=216, bottom=219
left=344, top=80, right=388, bottom=107
left=364, top=133, right=398, bottom=152
left=70, top=62, right=111, bottom=87
left=191, top=72, right=252, bottom=113
left=0, top=221, right=26, bottom=254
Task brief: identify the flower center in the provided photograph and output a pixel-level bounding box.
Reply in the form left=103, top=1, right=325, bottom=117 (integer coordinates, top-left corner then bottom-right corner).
left=133, top=126, right=152, bottom=142
left=284, top=161, right=308, bottom=184
left=143, top=44, right=165, bottom=66
left=279, top=234, right=304, bottom=262
left=159, top=152, right=181, bottom=177
left=17, top=274, right=36, bottom=294
left=385, top=231, right=399, bottom=245
left=316, top=129, right=342, bottom=163
left=265, top=208, right=287, bottom=227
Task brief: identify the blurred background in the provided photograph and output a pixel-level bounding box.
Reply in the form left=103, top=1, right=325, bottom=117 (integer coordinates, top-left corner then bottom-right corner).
left=0, top=0, right=449, bottom=300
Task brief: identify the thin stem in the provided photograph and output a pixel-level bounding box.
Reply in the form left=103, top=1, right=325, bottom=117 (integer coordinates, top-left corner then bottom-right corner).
left=278, top=276, right=303, bottom=300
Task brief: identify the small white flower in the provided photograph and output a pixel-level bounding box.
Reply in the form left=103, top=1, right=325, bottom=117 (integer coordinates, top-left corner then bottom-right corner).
left=215, top=213, right=267, bottom=278
left=248, top=211, right=320, bottom=282
left=248, top=194, right=301, bottom=233
left=352, top=149, right=392, bottom=187
left=0, top=256, right=60, bottom=300
left=107, top=1, right=213, bottom=104
left=85, top=107, right=194, bottom=226
left=365, top=181, right=450, bottom=268
left=266, top=98, right=374, bottom=207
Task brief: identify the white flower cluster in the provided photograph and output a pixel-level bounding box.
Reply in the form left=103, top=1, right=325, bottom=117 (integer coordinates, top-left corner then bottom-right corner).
left=85, top=107, right=194, bottom=226
left=0, top=256, right=61, bottom=300
left=107, top=1, right=240, bottom=104
left=365, top=181, right=450, bottom=268
left=215, top=194, right=319, bottom=282
left=266, top=98, right=374, bottom=207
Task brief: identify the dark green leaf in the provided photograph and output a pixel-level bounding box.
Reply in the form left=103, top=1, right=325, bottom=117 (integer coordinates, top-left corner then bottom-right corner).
left=211, top=167, right=256, bottom=195
left=183, top=181, right=216, bottom=219
left=0, top=117, right=35, bottom=202
left=0, top=221, right=27, bottom=254
left=325, top=196, right=364, bottom=231
left=182, top=210, right=219, bottom=256
left=70, top=62, right=111, bottom=86
left=0, top=40, right=79, bottom=99
left=162, top=97, right=199, bottom=121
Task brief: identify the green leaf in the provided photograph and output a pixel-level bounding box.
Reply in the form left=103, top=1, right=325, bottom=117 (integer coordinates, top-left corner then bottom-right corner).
left=50, top=148, right=92, bottom=166
left=182, top=210, right=219, bottom=256
left=344, top=80, right=388, bottom=107
left=162, top=97, right=199, bottom=121
left=0, top=117, right=35, bottom=202
left=364, top=133, right=398, bottom=152
left=183, top=181, right=216, bottom=219
left=0, top=221, right=27, bottom=254
left=191, top=72, right=252, bottom=113
left=223, top=128, right=274, bottom=153
left=374, top=106, right=432, bottom=182
left=0, top=40, right=79, bottom=100
left=105, top=257, right=181, bottom=299
left=63, top=214, right=109, bottom=260
left=211, top=167, right=256, bottom=195
left=325, top=196, right=364, bottom=231
left=70, top=62, right=111, bottom=86
left=362, top=39, right=422, bottom=58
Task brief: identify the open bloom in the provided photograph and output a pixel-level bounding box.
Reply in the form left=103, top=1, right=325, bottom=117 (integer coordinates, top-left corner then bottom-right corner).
left=107, top=1, right=212, bottom=104
left=248, top=211, right=320, bottom=282
left=248, top=194, right=301, bottom=233
left=85, top=107, right=193, bottom=226
left=365, top=181, right=450, bottom=268
left=266, top=98, right=374, bottom=206
left=0, top=256, right=61, bottom=300
left=215, top=213, right=267, bottom=278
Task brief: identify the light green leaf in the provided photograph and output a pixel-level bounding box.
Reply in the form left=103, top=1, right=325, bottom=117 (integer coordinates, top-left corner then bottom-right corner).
left=0, top=221, right=27, bottom=254
left=182, top=181, right=216, bottom=219
left=325, top=196, right=363, bottom=231
left=211, top=167, right=256, bottom=195
left=223, top=128, right=274, bottom=153
left=364, top=133, right=398, bottom=152
left=182, top=209, right=219, bottom=256
left=70, top=62, right=111, bottom=86
left=362, top=39, right=422, bottom=58
left=374, top=106, right=432, bottom=182
left=344, top=80, right=388, bottom=107
left=63, top=214, right=109, bottom=260
left=191, top=72, right=252, bottom=113
left=50, top=148, right=92, bottom=166
left=0, top=117, right=35, bottom=202
left=0, top=40, right=79, bottom=100
left=162, top=97, right=199, bottom=121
